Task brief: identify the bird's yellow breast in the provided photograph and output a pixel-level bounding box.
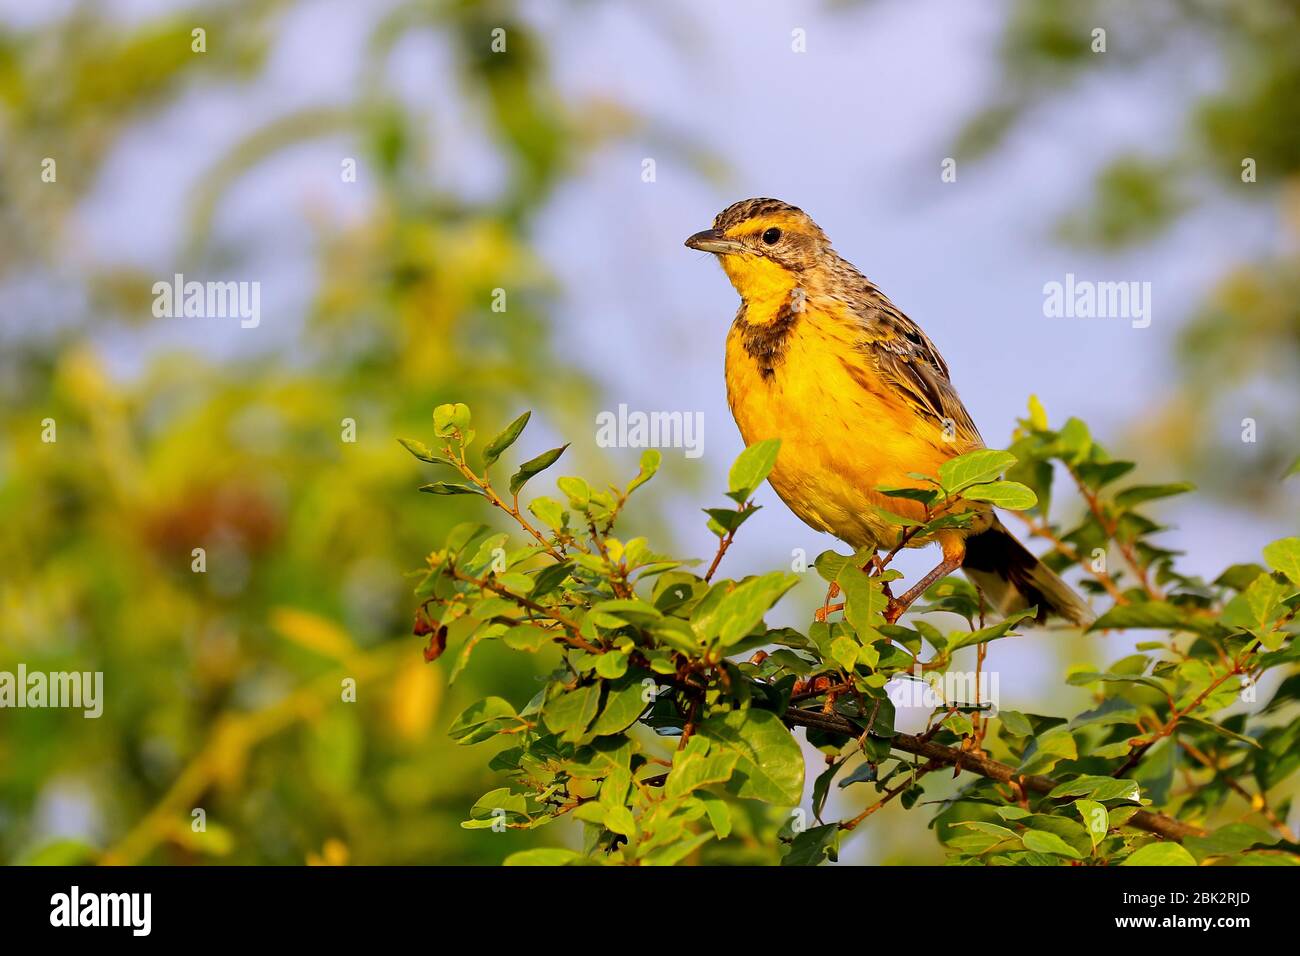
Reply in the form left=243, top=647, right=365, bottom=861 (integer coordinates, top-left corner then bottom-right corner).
left=724, top=303, right=977, bottom=550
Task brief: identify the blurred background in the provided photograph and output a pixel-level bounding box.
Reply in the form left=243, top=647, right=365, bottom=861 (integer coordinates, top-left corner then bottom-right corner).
left=1, top=0, right=1297, bottom=865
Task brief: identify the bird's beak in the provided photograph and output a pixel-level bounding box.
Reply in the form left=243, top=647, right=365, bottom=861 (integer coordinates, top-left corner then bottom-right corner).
left=684, top=228, right=748, bottom=255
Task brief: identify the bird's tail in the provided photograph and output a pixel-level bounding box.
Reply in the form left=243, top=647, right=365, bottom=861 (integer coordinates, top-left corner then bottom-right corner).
left=961, top=519, right=1093, bottom=627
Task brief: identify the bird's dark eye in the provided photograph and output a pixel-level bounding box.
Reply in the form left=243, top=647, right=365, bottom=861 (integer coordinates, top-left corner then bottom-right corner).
left=761, top=227, right=782, bottom=245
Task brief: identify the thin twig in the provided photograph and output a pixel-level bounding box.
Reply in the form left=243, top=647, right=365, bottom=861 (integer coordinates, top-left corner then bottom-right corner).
left=1176, top=739, right=1298, bottom=843
left=448, top=568, right=602, bottom=654
left=841, top=760, right=940, bottom=831
left=1113, top=640, right=1259, bottom=778
left=447, top=443, right=566, bottom=562
left=1011, top=510, right=1128, bottom=605
left=704, top=502, right=752, bottom=583
left=1068, top=467, right=1160, bottom=601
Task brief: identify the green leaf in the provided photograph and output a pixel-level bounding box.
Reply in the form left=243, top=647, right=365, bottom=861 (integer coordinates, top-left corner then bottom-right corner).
left=509, top=445, right=569, bottom=496
left=953, top=820, right=1019, bottom=841
left=1122, top=843, right=1197, bottom=866
left=868, top=506, right=923, bottom=528
left=1067, top=670, right=1172, bottom=697
left=627, top=449, right=661, bottom=495
left=1262, top=537, right=1300, bottom=588
left=1183, top=823, right=1278, bottom=861
left=556, top=475, right=591, bottom=508
left=1087, top=601, right=1206, bottom=634
left=649, top=617, right=704, bottom=655
left=463, top=786, right=527, bottom=828
left=836, top=560, right=887, bottom=639
left=448, top=697, right=517, bottom=744
left=1284, top=455, right=1300, bottom=480
left=837, top=762, right=878, bottom=789
left=1018, top=724, right=1078, bottom=774
left=1026, top=394, right=1049, bottom=430
left=995, top=806, right=1032, bottom=821
left=419, top=481, right=483, bottom=496
left=876, top=485, right=941, bottom=506
left=709, top=572, right=800, bottom=647
left=502, top=623, right=550, bottom=652
left=1113, top=482, right=1195, bottom=509
left=811, top=759, right=842, bottom=821
left=702, top=506, right=757, bottom=537
left=946, top=832, right=1008, bottom=855
left=397, top=437, right=454, bottom=465
left=433, top=402, right=471, bottom=437
left=482, top=411, right=531, bottom=466
left=700, top=795, right=733, bottom=838
left=997, top=710, right=1034, bottom=737
left=1047, top=775, right=1141, bottom=803
left=830, top=635, right=859, bottom=671
left=527, top=496, right=566, bottom=532
left=642, top=832, right=713, bottom=866
left=590, top=598, right=663, bottom=627
left=698, top=708, right=804, bottom=805
left=782, top=824, right=840, bottom=866
left=494, top=572, right=533, bottom=594
left=665, top=749, right=740, bottom=799
left=937, top=449, right=1017, bottom=495
left=947, top=609, right=1034, bottom=651
left=531, top=560, right=573, bottom=597
left=1214, top=563, right=1267, bottom=592
left=542, top=683, right=600, bottom=741
left=1221, top=572, right=1289, bottom=637
left=603, top=805, right=637, bottom=837
left=728, top=438, right=781, bottom=502
left=814, top=550, right=849, bottom=583
left=960, top=480, right=1037, bottom=510
left=1074, top=459, right=1135, bottom=490
left=1075, top=800, right=1109, bottom=850
left=589, top=677, right=649, bottom=736
left=943, top=713, right=974, bottom=737
left=1020, top=828, right=1082, bottom=859
left=1182, top=716, right=1260, bottom=748
left=594, top=652, right=629, bottom=679
left=1069, top=698, right=1139, bottom=730
left=1054, top=417, right=1092, bottom=463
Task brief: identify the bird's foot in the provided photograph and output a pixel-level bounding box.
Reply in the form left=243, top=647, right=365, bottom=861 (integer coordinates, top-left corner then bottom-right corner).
left=816, top=581, right=842, bottom=622
left=814, top=600, right=845, bottom=623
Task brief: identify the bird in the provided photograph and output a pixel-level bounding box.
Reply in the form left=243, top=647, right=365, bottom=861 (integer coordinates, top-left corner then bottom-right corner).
left=685, top=197, right=1091, bottom=626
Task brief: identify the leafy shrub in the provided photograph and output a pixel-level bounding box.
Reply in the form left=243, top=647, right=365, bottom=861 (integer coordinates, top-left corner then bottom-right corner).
left=401, top=400, right=1300, bottom=866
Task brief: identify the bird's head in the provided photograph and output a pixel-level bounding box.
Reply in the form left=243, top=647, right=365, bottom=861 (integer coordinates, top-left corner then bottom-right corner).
left=684, top=198, right=830, bottom=309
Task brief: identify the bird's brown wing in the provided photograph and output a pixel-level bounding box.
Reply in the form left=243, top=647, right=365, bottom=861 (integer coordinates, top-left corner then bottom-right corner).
left=854, top=298, right=983, bottom=447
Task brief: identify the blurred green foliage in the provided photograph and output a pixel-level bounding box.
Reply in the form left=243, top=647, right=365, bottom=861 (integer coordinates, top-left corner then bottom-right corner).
left=0, top=0, right=649, bottom=864
left=963, top=0, right=1300, bottom=508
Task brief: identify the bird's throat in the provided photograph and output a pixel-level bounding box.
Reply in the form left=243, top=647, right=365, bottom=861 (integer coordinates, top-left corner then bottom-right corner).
left=721, top=255, right=798, bottom=320
left=735, top=290, right=802, bottom=380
